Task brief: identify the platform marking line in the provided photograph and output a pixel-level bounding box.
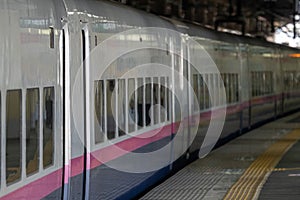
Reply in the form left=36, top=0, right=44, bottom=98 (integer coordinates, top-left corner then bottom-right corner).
left=223, top=129, right=300, bottom=200
left=272, top=167, right=300, bottom=171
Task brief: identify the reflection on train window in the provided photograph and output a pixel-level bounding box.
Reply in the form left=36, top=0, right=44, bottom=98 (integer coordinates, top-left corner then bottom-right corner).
left=204, top=74, right=210, bottom=109
left=283, top=71, right=300, bottom=91
left=145, top=78, right=152, bottom=126
left=94, top=76, right=171, bottom=143
left=128, top=78, right=136, bottom=132
left=166, top=77, right=170, bottom=121
left=95, top=80, right=104, bottom=143
left=43, top=87, right=54, bottom=168
left=118, top=79, right=126, bottom=136
left=193, top=74, right=199, bottom=109
left=26, top=88, right=39, bottom=175
left=153, top=77, right=159, bottom=124
left=251, top=71, right=273, bottom=97
left=192, top=74, right=205, bottom=110
left=137, top=78, right=144, bottom=129
left=160, top=77, right=166, bottom=122
left=221, top=73, right=239, bottom=104
left=107, top=80, right=116, bottom=140
left=199, top=75, right=204, bottom=110
left=6, top=90, right=22, bottom=184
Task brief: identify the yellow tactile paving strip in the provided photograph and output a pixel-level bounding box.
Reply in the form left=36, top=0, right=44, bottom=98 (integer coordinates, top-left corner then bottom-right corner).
left=223, top=129, right=300, bottom=200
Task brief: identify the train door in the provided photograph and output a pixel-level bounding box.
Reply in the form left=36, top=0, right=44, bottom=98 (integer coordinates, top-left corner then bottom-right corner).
left=170, top=36, right=191, bottom=167
left=239, top=44, right=251, bottom=130
left=185, top=40, right=192, bottom=159
left=61, top=25, right=72, bottom=199
left=63, top=21, right=87, bottom=200
left=81, top=25, right=91, bottom=200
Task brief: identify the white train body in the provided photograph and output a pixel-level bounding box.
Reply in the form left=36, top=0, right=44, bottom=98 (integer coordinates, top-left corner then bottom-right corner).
left=1, top=0, right=300, bottom=199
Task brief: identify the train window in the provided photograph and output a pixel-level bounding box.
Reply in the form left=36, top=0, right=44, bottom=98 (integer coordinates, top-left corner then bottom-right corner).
left=296, top=73, right=300, bottom=89
left=118, top=79, right=126, bottom=136
left=255, top=72, right=259, bottom=96
left=219, top=74, right=226, bottom=104
left=251, top=72, right=256, bottom=97
left=95, top=35, right=98, bottom=46
left=289, top=73, right=293, bottom=90
left=232, top=74, right=235, bottom=103
left=193, top=74, right=199, bottom=110
left=230, top=74, right=234, bottom=103
left=153, top=77, right=159, bottom=124
left=260, top=72, right=264, bottom=96
left=107, top=80, right=116, bottom=140
left=160, top=77, right=166, bottom=122
left=222, top=74, right=226, bottom=104
left=235, top=74, right=239, bottom=102
left=49, top=27, right=54, bottom=49
left=210, top=74, right=215, bottom=105
left=214, top=74, right=218, bottom=106
left=26, top=88, right=39, bottom=175
left=226, top=74, right=230, bottom=104
left=270, top=72, right=274, bottom=93
left=284, top=73, right=289, bottom=90
left=221, top=74, right=226, bottom=103
left=204, top=74, right=210, bottom=109
left=252, top=72, right=258, bottom=96
left=94, top=80, right=105, bottom=143
left=43, top=87, right=54, bottom=168
left=251, top=71, right=273, bottom=97
left=220, top=74, right=224, bottom=104
left=128, top=78, right=136, bottom=132
left=221, top=73, right=239, bottom=104
left=233, top=74, right=236, bottom=102
left=137, top=78, right=144, bottom=129
left=145, top=78, right=151, bottom=126
left=265, top=72, right=269, bottom=94
left=199, top=75, right=204, bottom=110
left=6, top=90, right=22, bottom=184
left=166, top=77, right=170, bottom=121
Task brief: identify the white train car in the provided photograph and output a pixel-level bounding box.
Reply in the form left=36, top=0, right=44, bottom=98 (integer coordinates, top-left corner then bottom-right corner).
left=1, top=0, right=300, bottom=199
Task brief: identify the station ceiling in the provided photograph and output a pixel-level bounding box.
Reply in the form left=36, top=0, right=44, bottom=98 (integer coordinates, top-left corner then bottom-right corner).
left=114, top=0, right=299, bottom=38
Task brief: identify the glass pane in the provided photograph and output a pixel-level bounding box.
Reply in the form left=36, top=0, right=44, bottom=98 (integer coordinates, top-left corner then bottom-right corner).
left=6, top=90, right=22, bottom=184
left=199, top=75, right=204, bottom=110
left=236, top=74, right=239, bottom=102
left=210, top=74, right=214, bottom=106
left=215, top=74, right=218, bottom=105
left=270, top=72, right=273, bottom=93
left=145, top=78, right=151, bottom=126
left=137, top=78, right=144, bottom=128
left=160, top=77, right=166, bottom=122
left=43, top=87, right=54, bottom=168
left=26, top=88, right=39, bottom=175
left=226, top=74, right=230, bottom=102
left=204, top=74, right=210, bottom=109
left=251, top=72, right=255, bottom=97
left=128, top=78, right=136, bottom=132
left=259, top=72, right=262, bottom=96
left=118, top=79, right=126, bottom=137
left=153, top=77, right=159, bottom=124
left=193, top=74, right=198, bottom=103
left=166, top=77, right=170, bottom=121
left=230, top=74, right=233, bottom=103
left=94, top=80, right=104, bottom=143
left=107, top=80, right=116, bottom=140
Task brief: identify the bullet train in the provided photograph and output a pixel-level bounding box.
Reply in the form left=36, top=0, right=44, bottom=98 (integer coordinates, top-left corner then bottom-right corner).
left=1, top=0, right=300, bottom=199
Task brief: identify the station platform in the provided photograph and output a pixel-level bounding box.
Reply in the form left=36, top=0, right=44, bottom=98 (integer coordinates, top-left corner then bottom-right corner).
left=139, top=112, right=300, bottom=200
